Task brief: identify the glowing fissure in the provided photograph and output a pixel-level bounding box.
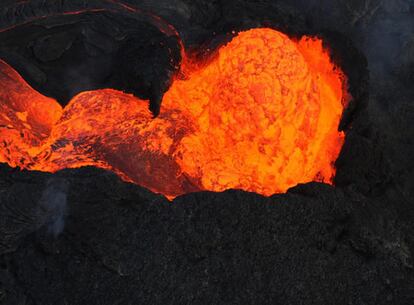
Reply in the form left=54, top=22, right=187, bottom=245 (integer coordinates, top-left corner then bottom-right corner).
left=0, top=28, right=347, bottom=199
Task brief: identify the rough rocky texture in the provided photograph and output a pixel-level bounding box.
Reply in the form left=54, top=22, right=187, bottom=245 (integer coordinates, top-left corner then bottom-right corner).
left=0, top=0, right=182, bottom=115
left=0, top=164, right=413, bottom=305
left=0, top=0, right=413, bottom=304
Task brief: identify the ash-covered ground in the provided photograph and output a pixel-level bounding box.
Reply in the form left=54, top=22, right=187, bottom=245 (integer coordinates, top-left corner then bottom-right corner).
left=0, top=0, right=413, bottom=304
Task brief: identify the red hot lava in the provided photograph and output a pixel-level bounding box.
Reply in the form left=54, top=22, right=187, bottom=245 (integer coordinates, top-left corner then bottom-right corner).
left=0, top=28, right=348, bottom=199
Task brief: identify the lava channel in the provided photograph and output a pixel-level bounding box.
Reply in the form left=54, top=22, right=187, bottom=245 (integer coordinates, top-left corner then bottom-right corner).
left=0, top=28, right=348, bottom=199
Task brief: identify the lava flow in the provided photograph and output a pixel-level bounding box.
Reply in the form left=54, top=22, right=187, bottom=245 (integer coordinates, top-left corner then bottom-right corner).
left=0, top=28, right=348, bottom=199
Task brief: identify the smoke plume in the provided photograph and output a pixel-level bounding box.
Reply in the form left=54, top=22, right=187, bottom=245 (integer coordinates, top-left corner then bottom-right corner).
left=37, top=178, right=69, bottom=237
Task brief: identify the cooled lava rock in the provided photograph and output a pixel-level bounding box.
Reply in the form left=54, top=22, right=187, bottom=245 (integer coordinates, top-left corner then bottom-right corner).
left=0, top=0, right=182, bottom=116
left=0, top=164, right=413, bottom=305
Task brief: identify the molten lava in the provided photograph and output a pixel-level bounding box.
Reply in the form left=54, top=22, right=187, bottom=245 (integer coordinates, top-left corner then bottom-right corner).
left=0, top=28, right=347, bottom=199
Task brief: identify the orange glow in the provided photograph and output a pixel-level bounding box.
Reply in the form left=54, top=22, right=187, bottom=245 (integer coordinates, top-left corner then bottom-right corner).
left=0, top=28, right=347, bottom=199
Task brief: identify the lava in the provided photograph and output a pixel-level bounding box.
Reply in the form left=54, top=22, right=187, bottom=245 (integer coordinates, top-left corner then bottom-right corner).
left=0, top=28, right=347, bottom=199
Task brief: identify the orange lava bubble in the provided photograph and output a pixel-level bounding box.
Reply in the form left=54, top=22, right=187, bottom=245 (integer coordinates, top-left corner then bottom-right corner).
left=0, top=28, right=347, bottom=199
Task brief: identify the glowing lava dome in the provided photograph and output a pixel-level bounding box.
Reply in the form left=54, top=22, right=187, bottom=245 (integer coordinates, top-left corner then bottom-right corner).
left=0, top=28, right=348, bottom=199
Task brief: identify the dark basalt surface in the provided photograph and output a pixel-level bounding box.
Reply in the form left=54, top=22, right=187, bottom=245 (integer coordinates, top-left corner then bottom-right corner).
left=0, top=0, right=413, bottom=304
left=0, top=0, right=182, bottom=115
left=0, top=164, right=413, bottom=305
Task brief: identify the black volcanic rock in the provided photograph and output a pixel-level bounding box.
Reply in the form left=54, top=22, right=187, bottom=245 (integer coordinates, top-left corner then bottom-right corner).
left=0, top=0, right=182, bottom=116
left=0, top=164, right=413, bottom=305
